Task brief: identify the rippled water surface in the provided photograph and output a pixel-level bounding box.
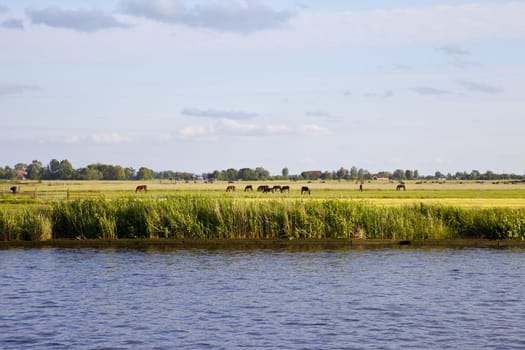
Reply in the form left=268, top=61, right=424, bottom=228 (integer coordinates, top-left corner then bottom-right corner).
left=2, top=246, right=525, bottom=349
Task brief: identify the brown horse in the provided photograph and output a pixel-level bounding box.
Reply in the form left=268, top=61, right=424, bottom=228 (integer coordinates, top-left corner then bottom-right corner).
left=301, top=186, right=311, bottom=195
left=396, top=183, right=406, bottom=191
left=272, top=185, right=282, bottom=192
left=226, top=185, right=236, bottom=192
left=135, top=185, right=147, bottom=193
left=244, top=185, right=253, bottom=192
left=281, top=185, right=290, bottom=192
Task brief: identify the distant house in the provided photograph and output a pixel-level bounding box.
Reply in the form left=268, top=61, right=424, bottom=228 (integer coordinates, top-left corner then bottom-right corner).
left=302, top=170, right=322, bottom=180
left=16, top=169, right=26, bottom=180
left=373, top=175, right=389, bottom=181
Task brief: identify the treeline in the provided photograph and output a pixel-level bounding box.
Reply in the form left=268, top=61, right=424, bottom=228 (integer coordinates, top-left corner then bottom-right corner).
left=0, top=159, right=194, bottom=181
left=0, top=159, right=523, bottom=182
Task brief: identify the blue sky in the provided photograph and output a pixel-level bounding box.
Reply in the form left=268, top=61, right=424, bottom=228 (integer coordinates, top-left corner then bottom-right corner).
left=1, top=0, right=524, bottom=175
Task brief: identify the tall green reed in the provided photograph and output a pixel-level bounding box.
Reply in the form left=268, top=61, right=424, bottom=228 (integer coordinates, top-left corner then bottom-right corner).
left=2, top=196, right=525, bottom=241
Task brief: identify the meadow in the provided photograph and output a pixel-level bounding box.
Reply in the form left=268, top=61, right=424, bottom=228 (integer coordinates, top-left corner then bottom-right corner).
left=1, top=179, right=525, bottom=242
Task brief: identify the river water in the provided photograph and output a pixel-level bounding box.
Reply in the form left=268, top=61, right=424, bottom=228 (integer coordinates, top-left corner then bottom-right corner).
left=1, top=246, right=525, bottom=349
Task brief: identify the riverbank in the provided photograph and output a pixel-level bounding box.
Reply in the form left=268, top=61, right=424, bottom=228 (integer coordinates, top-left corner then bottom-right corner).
left=2, top=238, right=525, bottom=250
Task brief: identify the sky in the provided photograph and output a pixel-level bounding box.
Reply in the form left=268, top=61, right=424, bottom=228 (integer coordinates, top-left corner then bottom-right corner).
left=1, top=0, right=524, bottom=176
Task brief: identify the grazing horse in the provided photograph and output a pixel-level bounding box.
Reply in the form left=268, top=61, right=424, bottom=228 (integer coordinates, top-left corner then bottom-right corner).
left=10, top=186, right=18, bottom=194
left=301, top=186, right=311, bottom=195
left=281, top=185, right=290, bottom=193
left=263, top=186, right=274, bottom=193
left=135, top=185, right=147, bottom=193
left=244, top=185, right=253, bottom=192
left=257, top=185, right=269, bottom=192
left=272, top=185, right=281, bottom=192
left=226, top=185, right=236, bottom=192
left=396, top=183, right=406, bottom=191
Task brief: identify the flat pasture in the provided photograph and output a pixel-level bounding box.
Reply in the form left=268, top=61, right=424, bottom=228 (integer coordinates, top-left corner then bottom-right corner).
left=1, top=179, right=525, bottom=208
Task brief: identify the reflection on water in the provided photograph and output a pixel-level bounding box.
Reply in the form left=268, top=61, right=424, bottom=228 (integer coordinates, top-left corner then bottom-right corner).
left=1, top=246, right=525, bottom=349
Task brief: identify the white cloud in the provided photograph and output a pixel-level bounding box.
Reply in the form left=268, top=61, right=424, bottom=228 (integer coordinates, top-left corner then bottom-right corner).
left=182, top=107, right=258, bottom=119
left=65, top=134, right=82, bottom=144
left=175, top=119, right=328, bottom=140
left=119, top=0, right=295, bottom=33
left=176, top=124, right=215, bottom=139
left=299, top=124, right=329, bottom=136
left=90, top=133, right=130, bottom=144
left=5, top=2, right=524, bottom=65
left=26, top=7, right=129, bottom=32
left=457, top=80, right=503, bottom=94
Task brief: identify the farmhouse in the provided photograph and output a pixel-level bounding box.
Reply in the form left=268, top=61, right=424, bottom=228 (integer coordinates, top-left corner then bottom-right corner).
left=373, top=174, right=389, bottom=181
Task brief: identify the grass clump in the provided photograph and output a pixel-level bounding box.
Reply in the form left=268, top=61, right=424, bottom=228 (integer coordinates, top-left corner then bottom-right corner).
left=2, top=196, right=525, bottom=241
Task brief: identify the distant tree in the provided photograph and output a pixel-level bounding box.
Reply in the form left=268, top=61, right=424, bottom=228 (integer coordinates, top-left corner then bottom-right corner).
left=255, top=167, right=270, bottom=180
left=26, top=160, right=43, bottom=180
left=470, top=170, right=480, bottom=180
left=112, top=165, right=127, bottom=180
left=2, top=166, right=16, bottom=179
left=413, top=169, right=420, bottom=179
left=212, top=170, right=223, bottom=181
left=434, top=171, right=444, bottom=179
left=350, top=166, right=358, bottom=180
left=281, top=167, right=289, bottom=180
left=336, top=167, right=349, bottom=180
left=76, top=166, right=103, bottom=180
left=137, top=167, right=154, bottom=180
left=124, top=167, right=135, bottom=180
left=59, top=160, right=74, bottom=179
left=358, top=168, right=371, bottom=180
left=321, top=171, right=333, bottom=180
left=484, top=170, right=496, bottom=180
left=157, top=170, right=175, bottom=180
left=223, top=168, right=238, bottom=182
left=393, top=169, right=406, bottom=181
left=45, top=159, right=61, bottom=180
left=238, top=168, right=257, bottom=181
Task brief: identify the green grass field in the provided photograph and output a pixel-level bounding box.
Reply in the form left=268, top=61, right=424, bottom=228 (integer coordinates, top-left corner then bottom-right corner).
left=2, top=180, right=524, bottom=242
left=2, top=179, right=525, bottom=208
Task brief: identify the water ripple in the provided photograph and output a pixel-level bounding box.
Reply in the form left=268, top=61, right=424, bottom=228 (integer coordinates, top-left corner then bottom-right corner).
left=1, top=247, right=525, bottom=349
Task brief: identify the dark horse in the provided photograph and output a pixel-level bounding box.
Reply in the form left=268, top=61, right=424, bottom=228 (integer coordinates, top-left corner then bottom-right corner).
left=281, top=185, right=290, bottom=193
left=396, top=183, right=406, bottom=191
left=10, top=186, right=18, bottom=194
left=244, top=185, right=253, bottom=192
left=135, top=185, right=147, bottom=193
left=301, top=186, right=311, bottom=195
left=257, top=185, right=269, bottom=192
left=226, top=185, right=236, bottom=192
